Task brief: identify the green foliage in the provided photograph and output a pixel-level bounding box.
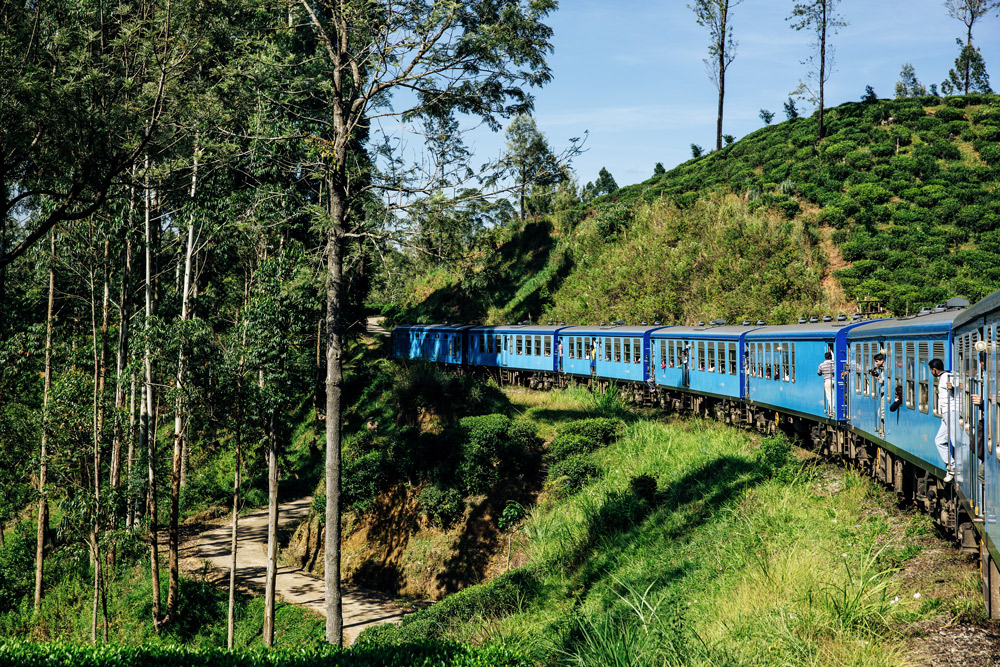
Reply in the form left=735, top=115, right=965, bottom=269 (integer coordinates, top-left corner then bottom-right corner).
left=417, top=485, right=465, bottom=528
left=546, top=434, right=595, bottom=463
left=558, top=417, right=626, bottom=447
left=628, top=474, right=658, bottom=503
left=450, top=415, right=540, bottom=495
left=358, top=568, right=541, bottom=646
left=547, top=454, right=601, bottom=498
left=0, top=640, right=527, bottom=666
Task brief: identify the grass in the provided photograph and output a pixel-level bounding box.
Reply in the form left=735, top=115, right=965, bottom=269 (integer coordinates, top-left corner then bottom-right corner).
left=383, top=387, right=980, bottom=666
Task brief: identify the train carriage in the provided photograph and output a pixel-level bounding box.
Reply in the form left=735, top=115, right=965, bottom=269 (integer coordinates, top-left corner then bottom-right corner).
left=953, top=290, right=1000, bottom=613
left=744, top=316, right=870, bottom=425
left=649, top=323, right=758, bottom=400
left=481, top=324, right=566, bottom=373
left=556, top=325, right=668, bottom=384
left=845, top=306, right=964, bottom=480
left=392, top=324, right=471, bottom=365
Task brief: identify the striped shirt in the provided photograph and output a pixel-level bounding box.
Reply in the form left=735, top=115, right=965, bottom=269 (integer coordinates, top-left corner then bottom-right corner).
left=817, top=359, right=835, bottom=379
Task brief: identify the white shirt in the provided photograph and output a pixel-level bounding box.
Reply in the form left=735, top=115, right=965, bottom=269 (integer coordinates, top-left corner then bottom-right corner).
left=937, top=371, right=956, bottom=416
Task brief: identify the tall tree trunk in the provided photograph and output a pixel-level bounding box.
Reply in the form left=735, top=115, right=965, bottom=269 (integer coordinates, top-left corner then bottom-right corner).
left=91, top=235, right=111, bottom=644
left=227, top=381, right=242, bottom=650
left=263, top=409, right=279, bottom=648
left=817, top=2, right=827, bottom=140
left=110, top=206, right=134, bottom=512
left=142, top=158, right=163, bottom=630
left=167, top=146, right=198, bottom=622
left=126, top=370, right=137, bottom=529
left=324, top=172, right=345, bottom=647
left=34, top=231, right=56, bottom=611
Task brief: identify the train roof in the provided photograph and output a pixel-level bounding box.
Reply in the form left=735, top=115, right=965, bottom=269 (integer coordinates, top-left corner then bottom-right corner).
left=393, top=323, right=475, bottom=332
left=469, top=324, right=567, bottom=334
left=846, top=307, right=965, bottom=339
left=557, top=324, right=670, bottom=335
left=954, top=289, right=1000, bottom=330
left=745, top=319, right=872, bottom=340
left=651, top=324, right=760, bottom=338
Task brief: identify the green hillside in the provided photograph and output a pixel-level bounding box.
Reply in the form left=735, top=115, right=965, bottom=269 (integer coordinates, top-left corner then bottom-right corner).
left=391, top=93, right=1000, bottom=325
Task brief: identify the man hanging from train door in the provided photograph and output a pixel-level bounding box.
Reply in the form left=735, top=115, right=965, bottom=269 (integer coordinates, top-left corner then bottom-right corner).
left=930, top=358, right=957, bottom=482
left=817, top=351, right=835, bottom=417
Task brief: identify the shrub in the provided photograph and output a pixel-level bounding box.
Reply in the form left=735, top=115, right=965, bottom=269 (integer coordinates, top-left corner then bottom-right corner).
left=978, top=144, right=1000, bottom=166
left=547, top=433, right=594, bottom=463
left=417, top=484, right=465, bottom=527
left=935, top=106, right=966, bottom=123
left=342, top=450, right=388, bottom=514
left=847, top=183, right=892, bottom=207
left=548, top=454, right=601, bottom=497
left=559, top=417, right=625, bottom=446
left=451, top=414, right=540, bottom=494
left=756, top=435, right=792, bottom=473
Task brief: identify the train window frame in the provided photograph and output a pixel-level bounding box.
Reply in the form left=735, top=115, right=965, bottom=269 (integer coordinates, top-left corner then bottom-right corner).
left=719, top=341, right=727, bottom=375
left=536, top=335, right=542, bottom=357
left=614, top=338, right=621, bottom=363
left=660, top=340, right=667, bottom=370
left=749, top=344, right=756, bottom=377
left=918, top=342, right=929, bottom=413
left=632, top=338, right=640, bottom=364
left=605, top=338, right=612, bottom=363
left=901, top=342, right=913, bottom=409
left=932, top=341, right=944, bottom=417
left=764, top=342, right=772, bottom=380
left=544, top=336, right=551, bottom=357
left=729, top=342, right=737, bottom=375
left=781, top=343, right=789, bottom=382
left=790, top=343, right=796, bottom=382
left=516, top=335, right=523, bottom=356
left=853, top=344, right=861, bottom=395
left=961, top=334, right=970, bottom=432
left=697, top=341, right=705, bottom=371
left=707, top=341, right=716, bottom=372
left=757, top=342, right=764, bottom=379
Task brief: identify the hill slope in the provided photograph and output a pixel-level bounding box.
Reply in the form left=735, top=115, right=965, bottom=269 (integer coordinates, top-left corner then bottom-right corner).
left=390, top=93, right=1000, bottom=324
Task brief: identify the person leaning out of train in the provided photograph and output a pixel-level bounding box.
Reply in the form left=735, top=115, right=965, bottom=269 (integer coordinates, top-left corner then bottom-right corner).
left=817, top=352, right=835, bottom=417
left=928, top=358, right=983, bottom=482
left=870, top=353, right=886, bottom=383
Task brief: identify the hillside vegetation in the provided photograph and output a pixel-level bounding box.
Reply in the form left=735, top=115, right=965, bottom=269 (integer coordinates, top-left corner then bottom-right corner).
left=391, top=93, right=1000, bottom=325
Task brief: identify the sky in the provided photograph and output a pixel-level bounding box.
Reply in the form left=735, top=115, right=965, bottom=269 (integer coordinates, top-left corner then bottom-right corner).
left=461, top=0, right=1000, bottom=190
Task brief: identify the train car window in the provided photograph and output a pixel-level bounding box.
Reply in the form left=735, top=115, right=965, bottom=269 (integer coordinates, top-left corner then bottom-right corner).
left=791, top=343, right=796, bottom=382
left=660, top=340, right=666, bottom=369
left=853, top=344, right=861, bottom=395
left=534, top=335, right=541, bottom=357
left=757, top=343, right=764, bottom=378
left=605, top=338, right=612, bottom=363
left=764, top=342, right=772, bottom=380
left=544, top=336, right=551, bottom=357
left=905, top=342, right=915, bottom=409
left=573, top=337, right=580, bottom=360
left=515, top=335, right=522, bottom=355
left=918, top=342, right=929, bottom=413
left=729, top=342, right=737, bottom=375
left=781, top=344, right=789, bottom=382
left=963, top=334, right=971, bottom=433
left=694, top=341, right=702, bottom=371
left=707, top=342, right=716, bottom=372
left=748, top=344, right=755, bottom=377
left=719, top=342, right=726, bottom=375
left=613, top=338, right=620, bottom=362
left=863, top=343, right=871, bottom=396
left=632, top=338, right=640, bottom=364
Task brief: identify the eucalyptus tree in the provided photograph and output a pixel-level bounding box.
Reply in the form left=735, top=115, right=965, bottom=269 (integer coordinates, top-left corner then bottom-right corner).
left=282, top=0, right=559, bottom=645
left=690, top=0, right=743, bottom=152
left=788, top=0, right=847, bottom=140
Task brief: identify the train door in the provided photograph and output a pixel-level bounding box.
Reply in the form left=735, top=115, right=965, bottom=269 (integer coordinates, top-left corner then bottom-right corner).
left=501, top=334, right=510, bottom=367
left=972, top=327, right=987, bottom=515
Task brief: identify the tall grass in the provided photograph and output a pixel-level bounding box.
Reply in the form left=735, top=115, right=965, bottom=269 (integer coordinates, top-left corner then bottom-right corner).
left=440, top=389, right=942, bottom=666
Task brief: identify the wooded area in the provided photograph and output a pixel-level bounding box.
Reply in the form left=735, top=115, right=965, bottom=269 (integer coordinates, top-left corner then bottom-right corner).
left=0, top=0, right=562, bottom=648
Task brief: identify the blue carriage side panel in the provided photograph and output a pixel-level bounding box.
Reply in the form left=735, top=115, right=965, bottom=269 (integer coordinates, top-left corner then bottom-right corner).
left=745, top=319, right=873, bottom=423
left=650, top=325, right=759, bottom=400
left=557, top=325, right=662, bottom=383
left=955, top=289, right=1000, bottom=556
left=846, top=310, right=963, bottom=477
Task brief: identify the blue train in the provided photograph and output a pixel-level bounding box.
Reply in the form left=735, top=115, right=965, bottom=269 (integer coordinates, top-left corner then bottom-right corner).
left=392, top=292, right=1000, bottom=617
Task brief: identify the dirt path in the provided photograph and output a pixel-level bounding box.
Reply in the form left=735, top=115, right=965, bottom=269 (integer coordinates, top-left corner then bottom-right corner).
left=366, top=316, right=388, bottom=336
left=184, top=497, right=409, bottom=645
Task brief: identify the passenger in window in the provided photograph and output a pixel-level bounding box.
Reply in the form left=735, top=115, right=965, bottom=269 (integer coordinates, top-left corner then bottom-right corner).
left=870, top=353, right=886, bottom=384
left=557, top=341, right=564, bottom=372
left=889, top=383, right=904, bottom=412
left=590, top=342, right=598, bottom=375
left=817, top=352, right=836, bottom=417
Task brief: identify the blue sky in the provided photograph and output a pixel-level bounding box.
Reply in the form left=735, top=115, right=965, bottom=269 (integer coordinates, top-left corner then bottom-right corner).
left=466, top=0, right=1000, bottom=189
